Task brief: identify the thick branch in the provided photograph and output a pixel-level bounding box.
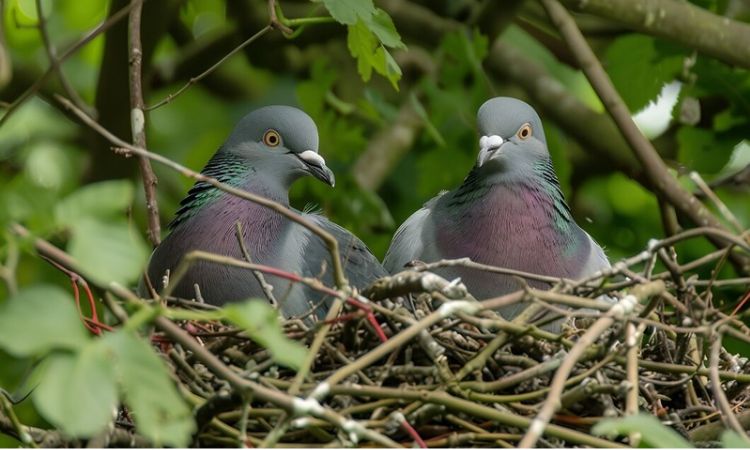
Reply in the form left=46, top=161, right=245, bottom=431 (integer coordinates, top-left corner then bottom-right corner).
left=353, top=102, right=422, bottom=191
left=561, top=0, right=750, bottom=69
left=540, top=0, right=748, bottom=271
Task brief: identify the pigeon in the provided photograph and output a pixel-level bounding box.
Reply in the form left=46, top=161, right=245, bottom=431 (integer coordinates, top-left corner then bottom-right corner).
left=383, top=97, right=610, bottom=321
left=143, top=105, right=387, bottom=320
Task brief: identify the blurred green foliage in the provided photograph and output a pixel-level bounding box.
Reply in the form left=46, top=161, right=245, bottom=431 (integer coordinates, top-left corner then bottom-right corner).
left=1, top=0, right=749, bottom=445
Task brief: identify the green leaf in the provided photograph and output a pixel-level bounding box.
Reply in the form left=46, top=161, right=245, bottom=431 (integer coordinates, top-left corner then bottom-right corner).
left=365, top=9, right=405, bottom=49
left=605, top=35, right=684, bottom=112
left=378, top=47, right=402, bottom=90
left=55, top=180, right=134, bottom=227
left=319, top=0, right=374, bottom=25
left=346, top=19, right=402, bottom=90
left=223, top=301, right=307, bottom=371
left=676, top=126, right=738, bottom=174
left=721, top=430, right=750, bottom=448
left=67, top=218, right=149, bottom=286
left=347, top=20, right=377, bottom=82
left=103, top=330, right=195, bottom=447
left=592, top=414, right=691, bottom=448
left=33, top=345, right=118, bottom=437
left=0, top=285, right=89, bottom=356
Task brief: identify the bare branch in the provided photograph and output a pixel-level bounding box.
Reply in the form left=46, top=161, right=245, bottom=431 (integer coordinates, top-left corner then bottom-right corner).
left=560, top=0, right=750, bottom=69
left=0, top=1, right=136, bottom=128
left=518, top=281, right=665, bottom=447
left=540, top=0, right=749, bottom=272
left=708, top=329, right=748, bottom=438
left=146, top=25, right=272, bottom=111
left=128, top=0, right=161, bottom=247
left=34, top=0, right=92, bottom=117
left=353, top=102, right=423, bottom=191
left=233, top=221, right=277, bottom=306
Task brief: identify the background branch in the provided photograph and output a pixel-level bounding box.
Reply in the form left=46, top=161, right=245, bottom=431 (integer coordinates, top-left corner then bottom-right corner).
left=560, top=0, right=750, bottom=69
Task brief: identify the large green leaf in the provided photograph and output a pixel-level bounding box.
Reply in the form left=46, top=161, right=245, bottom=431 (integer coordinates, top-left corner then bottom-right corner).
left=605, top=35, right=684, bottom=112
left=55, top=180, right=135, bottom=227
left=347, top=19, right=378, bottom=82
left=0, top=285, right=89, bottom=356
left=318, top=0, right=374, bottom=25
left=721, top=430, right=750, bottom=448
left=366, top=9, right=405, bottom=49
left=104, top=330, right=195, bottom=447
left=223, top=301, right=307, bottom=371
left=341, top=8, right=403, bottom=89
left=67, top=218, right=149, bottom=286
left=33, top=345, right=118, bottom=437
left=593, top=414, right=691, bottom=448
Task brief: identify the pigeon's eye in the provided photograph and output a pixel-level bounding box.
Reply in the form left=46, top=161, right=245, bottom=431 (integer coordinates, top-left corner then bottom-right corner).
left=263, top=129, right=282, bottom=147
left=517, top=123, right=532, bottom=140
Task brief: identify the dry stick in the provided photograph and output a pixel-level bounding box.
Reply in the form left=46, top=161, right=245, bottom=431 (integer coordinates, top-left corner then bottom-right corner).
left=234, top=221, right=277, bottom=306
left=539, top=0, right=747, bottom=271
left=54, top=94, right=348, bottom=290
left=690, top=172, right=746, bottom=235
left=328, top=386, right=625, bottom=448
left=146, top=25, right=272, bottom=111
left=579, top=227, right=750, bottom=286
left=708, top=329, right=748, bottom=438
left=625, top=322, right=642, bottom=445
left=260, top=297, right=345, bottom=448
left=34, top=0, right=91, bottom=117
left=104, top=288, right=400, bottom=448
left=416, top=257, right=564, bottom=285
left=454, top=302, right=544, bottom=382
left=128, top=0, right=160, bottom=247
left=518, top=280, right=665, bottom=448
left=0, top=1, right=136, bottom=128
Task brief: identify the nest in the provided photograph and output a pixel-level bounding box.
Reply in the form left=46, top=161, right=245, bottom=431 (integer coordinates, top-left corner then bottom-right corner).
left=124, top=237, right=750, bottom=448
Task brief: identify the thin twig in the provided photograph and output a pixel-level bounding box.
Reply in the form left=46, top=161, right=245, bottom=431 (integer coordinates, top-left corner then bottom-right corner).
left=708, top=329, right=747, bottom=437
left=519, top=281, right=665, bottom=447
left=0, top=1, right=136, bottom=128
left=128, top=0, right=161, bottom=247
left=234, top=221, right=277, bottom=306
left=146, top=25, right=272, bottom=111
left=625, top=322, right=642, bottom=445
left=34, top=0, right=92, bottom=117
left=690, top=171, right=746, bottom=235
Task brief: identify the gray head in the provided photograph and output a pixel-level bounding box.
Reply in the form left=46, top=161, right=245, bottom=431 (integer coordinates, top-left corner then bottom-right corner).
left=221, top=105, right=334, bottom=187
left=475, top=97, right=549, bottom=178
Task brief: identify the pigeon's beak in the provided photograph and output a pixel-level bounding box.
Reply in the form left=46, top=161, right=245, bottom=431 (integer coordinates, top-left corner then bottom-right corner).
left=298, top=150, right=335, bottom=187
left=477, top=135, right=504, bottom=167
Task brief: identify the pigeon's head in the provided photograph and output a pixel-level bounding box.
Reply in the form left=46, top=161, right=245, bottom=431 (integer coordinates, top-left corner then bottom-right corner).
left=475, top=97, right=548, bottom=177
left=222, top=105, right=335, bottom=187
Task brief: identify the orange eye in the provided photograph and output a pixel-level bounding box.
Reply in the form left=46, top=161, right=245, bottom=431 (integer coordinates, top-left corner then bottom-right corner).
left=263, top=129, right=281, bottom=147
left=517, top=123, right=532, bottom=140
